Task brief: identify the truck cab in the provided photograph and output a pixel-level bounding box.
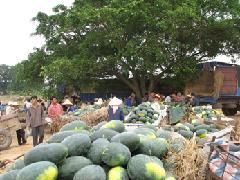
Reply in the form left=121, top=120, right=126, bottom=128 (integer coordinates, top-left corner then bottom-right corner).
left=185, top=62, right=240, bottom=116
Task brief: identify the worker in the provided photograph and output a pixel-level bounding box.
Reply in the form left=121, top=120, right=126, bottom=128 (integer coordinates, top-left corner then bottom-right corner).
left=48, top=96, right=64, bottom=118
left=108, top=97, right=124, bottom=121
left=151, top=94, right=161, bottom=112
left=26, top=96, right=46, bottom=146
left=10, top=102, right=27, bottom=145
left=6, top=102, right=15, bottom=115
left=62, top=99, right=74, bottom=112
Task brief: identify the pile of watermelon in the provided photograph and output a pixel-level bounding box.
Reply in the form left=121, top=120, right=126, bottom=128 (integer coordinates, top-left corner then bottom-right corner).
left=172, top=121, right=221, bottom=141
left=122, top=105, right=134, bottom=116
left=125, top=102, right=160, bottom=124
left=192, top=106, right=223, bottom=119
left=2, top=120, right=180, bottom=180
left=72, top=105, right=101, bottom=116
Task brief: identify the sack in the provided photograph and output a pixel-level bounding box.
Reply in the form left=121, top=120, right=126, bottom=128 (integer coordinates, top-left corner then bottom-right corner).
left=25, top=127, right=32, bottom=138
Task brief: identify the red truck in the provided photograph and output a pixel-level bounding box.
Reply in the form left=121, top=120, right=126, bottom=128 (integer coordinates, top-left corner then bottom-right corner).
left=185, top=62, right=240, bottom=116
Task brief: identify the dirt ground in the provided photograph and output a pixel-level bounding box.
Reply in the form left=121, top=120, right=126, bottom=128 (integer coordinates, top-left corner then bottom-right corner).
left=0, top=133, right=52, bottom=161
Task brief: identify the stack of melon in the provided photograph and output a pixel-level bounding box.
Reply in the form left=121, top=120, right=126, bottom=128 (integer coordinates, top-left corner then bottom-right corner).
left=125, top=102, right=160, bottom=124
left=2, top=120, right=177, bottom=180
left=122, top=105, right=134, bottom=116
left=73, top=105, right=101, bottom=116
left=172, top=121, right=220, bottom=141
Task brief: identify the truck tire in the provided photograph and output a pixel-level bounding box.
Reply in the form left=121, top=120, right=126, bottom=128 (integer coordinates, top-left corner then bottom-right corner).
left=0, top=129, right=12, bottom=150
left=222, top=108, right=237, bottom=116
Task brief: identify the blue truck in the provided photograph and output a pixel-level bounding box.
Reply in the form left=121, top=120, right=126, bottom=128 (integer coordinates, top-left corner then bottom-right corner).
left=185, top=61, right=240, bottom=116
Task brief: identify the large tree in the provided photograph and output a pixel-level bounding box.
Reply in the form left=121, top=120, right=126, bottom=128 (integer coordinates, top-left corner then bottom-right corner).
left=0, top=64, right=12, bottom=94
left=32, top=0, right=240, bottom=97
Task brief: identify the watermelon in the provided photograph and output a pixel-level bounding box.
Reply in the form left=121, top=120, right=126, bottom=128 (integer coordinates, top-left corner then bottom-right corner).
left=24, top=143, right=68, bottom=165
left=60, top=120, right=88, bottom=132
left=184, top=123, right=195, bottom=131
left=138, top=138, right=168, bottom=159
left=58, top=156, right=92, bottom=180
left=175, top=123, right=190, bottom=131
left=7, top=158, right=25, bottom=171
left=108, top=166, right=129, bottom=180
left=101, top=120, right=125, bottom=133
left=127, top=154, right=166, bottom=180
left=61, top=133, right=91, bottom=156
left=88, top=138, right=110, bottom=164
left=47, top=131, right=79, bottom=143
left=178, top=130, right=193, bottom=139
left=111, top=132, right=140, bottom=152
left=195, top=124, right=211, bottom=132
left=16, top=161, right=58, bottom=180
left=102, top=142, right=131, bottom=167
left=73, top=165, right=106, bottom=180
left=91, top=121, right=107, bottom=131
left=196, top=129, right=208, bottom=138
left=156, top=130, right=172, bottom=140
left=91, top=128, right=119, bottom=141
left=0, top=170, right=19, bottom=180
left=141, top=124, right=157, bottom=132
left=134, top=128, right=157, bottom=140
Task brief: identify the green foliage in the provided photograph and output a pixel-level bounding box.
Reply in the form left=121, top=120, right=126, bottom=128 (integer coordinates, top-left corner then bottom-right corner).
left=0, top=64, right=12, bottom=94
left=11, top=0, right=240, bottom=97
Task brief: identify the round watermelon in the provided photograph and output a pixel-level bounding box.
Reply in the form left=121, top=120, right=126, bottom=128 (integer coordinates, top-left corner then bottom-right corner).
left=58, top=156, right=92, bottom=180
left=108, top=166, right=129, bottom=180
left=102, top=142, right=131, bottom=167
left=0, top=170, right=19, bottom=180
left=88, top=138, right=110, bottom=164
left=111, top=132, right=140, bottom=152
left=101, top=120, right=125, bottom=133
left=61, top=133, right=91, bottom=156
left=127, top=154, right=166, bottom=180
left=73, top=165, right=106, bottom=180
left=17, top=161, right=58, bottom=180
left=60, top=120, right=88, bottom=132
left=24, top=143, right=68, bottom=165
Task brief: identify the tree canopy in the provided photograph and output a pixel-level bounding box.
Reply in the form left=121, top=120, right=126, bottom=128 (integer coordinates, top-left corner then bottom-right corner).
left=16, top=0, right=240, bottom=97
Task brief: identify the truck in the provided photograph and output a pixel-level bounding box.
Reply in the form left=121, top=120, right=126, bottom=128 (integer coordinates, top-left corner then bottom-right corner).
left=185, top=61, right=240, bottom=116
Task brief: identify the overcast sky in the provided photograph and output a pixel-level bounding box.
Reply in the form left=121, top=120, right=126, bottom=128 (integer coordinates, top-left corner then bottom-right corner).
left=0, top=0, right=74, bottom=65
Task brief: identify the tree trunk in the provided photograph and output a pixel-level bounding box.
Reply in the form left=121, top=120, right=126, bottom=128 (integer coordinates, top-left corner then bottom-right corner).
left=139, top=75, right=147, bottom=97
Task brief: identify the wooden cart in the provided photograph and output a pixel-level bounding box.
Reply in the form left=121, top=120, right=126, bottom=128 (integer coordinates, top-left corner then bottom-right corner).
left=0, top=112, right=26, bottom=150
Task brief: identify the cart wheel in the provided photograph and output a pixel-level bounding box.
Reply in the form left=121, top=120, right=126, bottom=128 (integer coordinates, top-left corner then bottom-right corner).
left=0, top=129, right=12, bottom=150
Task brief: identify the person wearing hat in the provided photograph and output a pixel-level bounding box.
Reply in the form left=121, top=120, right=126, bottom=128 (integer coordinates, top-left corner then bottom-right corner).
left=151, top=94, right=161, bottom=112
left=62, top=99, right=77, bottom=112
left=108, top=97, right=124, bottom=121
left=7, top=101, right=27, bottom=145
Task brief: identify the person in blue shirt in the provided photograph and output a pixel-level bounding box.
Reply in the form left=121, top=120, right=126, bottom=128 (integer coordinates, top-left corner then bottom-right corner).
left=108, top=97, right=124, bottom=121
left=125, top=92, right=141, bottom=107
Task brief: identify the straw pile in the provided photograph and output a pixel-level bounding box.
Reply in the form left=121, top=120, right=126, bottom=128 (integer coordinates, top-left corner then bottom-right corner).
left=80, top=107, right=108, bottom=126
left=50, top=116, right=71, bottom=133
left=165, top=135, right=208, bottom=179
left=233, top=118, right=240, bottom=141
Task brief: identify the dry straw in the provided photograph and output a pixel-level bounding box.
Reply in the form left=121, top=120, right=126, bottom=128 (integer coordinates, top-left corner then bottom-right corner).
left=80, top=107, right=108, bottom=126
left=166, top=135, right=208, bottom=179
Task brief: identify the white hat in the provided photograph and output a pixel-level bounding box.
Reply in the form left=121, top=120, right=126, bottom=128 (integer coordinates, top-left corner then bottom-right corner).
left=8, top=101, right=13, bottom=105
left=109, top=97, right=122, bottom=106
left=62, top=99, right=73, bottom=106
left=11, top=102, right=20, bottom=106
left=95, top=98, right=103, bottom=105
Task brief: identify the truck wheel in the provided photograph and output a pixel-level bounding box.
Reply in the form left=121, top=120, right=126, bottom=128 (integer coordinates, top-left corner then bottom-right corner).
left=222, top=108, right=237, bottom=116
left=0, top=129, right=12, bottom=150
